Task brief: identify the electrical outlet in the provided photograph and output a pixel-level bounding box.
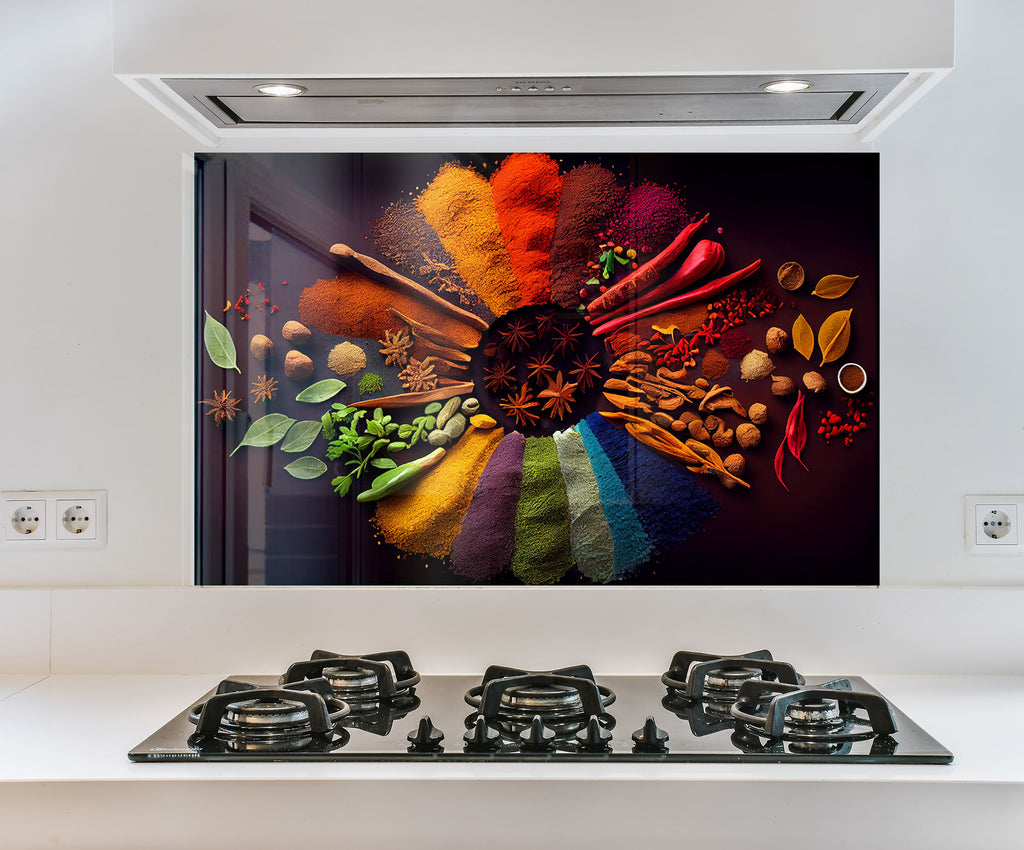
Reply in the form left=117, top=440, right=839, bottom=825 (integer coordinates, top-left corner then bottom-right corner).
left=964, top=495, right=1024, bottom=556
left=0, top=490, right=106, bottom=549
left=5, top=499, right=46, bottom=541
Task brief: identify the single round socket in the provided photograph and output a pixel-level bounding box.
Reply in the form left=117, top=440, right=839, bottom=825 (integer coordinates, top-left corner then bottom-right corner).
left=11, top=506, right=41, bottom=535
left=983, top=509, right=1012, bottom=540
left=61, top=504, right=91, bottom=535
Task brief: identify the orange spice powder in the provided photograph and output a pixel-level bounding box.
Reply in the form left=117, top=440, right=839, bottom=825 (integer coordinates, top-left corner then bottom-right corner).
left=490, top=153, right=562, bottom=308
left=298, top=271, right=483, bottom=350
left=373, top=425, right=505, bottom=557
left=416, top=163, right=521, bottom=318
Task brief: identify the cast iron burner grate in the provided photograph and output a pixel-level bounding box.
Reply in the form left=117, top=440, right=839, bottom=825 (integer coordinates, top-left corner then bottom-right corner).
left=464, top=664, right=616, bottom=746
left=730, top=677, right=898, bottom=751
left=281, top=650, right=420, bottom=703
left=187, top=677, right=351, bottom=753
left=662, top=649, right=805, bottom=703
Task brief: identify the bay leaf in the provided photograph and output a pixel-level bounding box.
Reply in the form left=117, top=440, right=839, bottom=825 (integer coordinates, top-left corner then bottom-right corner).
left=230, top=413, right=295, bottom=456
left=284, top=457, right=328, bottom=480
left=812, top=273, right=859, bottom=299
left=281, top=420, right=322, bottom=453
left=203, top=311, right=240, bottom=373
left=296, top=379, right=346, bottom=403
left=792, top=314, right=815, bottom=361
left=818, top=308, right=853, bottom=366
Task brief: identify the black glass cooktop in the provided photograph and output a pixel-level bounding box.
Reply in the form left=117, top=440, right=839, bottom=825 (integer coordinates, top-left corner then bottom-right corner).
left=129, top=673, right=953, bottom=764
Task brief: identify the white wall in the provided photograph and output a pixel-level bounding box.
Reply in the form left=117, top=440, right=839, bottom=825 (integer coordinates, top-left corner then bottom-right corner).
left=0, top=0, right=1021, bottom=591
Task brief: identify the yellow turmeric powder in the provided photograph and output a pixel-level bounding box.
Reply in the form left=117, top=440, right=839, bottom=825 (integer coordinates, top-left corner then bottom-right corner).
left=373, top=425, right=505, bottom=557
left=416, top=163, right=521, bottom=318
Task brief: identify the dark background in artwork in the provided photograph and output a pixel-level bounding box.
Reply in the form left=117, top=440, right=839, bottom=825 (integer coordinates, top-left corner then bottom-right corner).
left=197, top=152, right=879, bottom=587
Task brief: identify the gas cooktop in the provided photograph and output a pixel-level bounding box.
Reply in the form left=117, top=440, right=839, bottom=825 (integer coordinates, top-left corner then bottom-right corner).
left=128, top=649, right=953, bottom=764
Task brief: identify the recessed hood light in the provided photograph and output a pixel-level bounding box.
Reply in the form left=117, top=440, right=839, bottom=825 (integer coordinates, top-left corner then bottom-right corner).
left=255, top=83, right=306, bottom=97
left=760, top=80, right=813, bottom=93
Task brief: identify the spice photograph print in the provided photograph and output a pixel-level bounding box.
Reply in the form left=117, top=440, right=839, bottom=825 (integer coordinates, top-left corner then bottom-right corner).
left=196, top=152, right=878, bottom=586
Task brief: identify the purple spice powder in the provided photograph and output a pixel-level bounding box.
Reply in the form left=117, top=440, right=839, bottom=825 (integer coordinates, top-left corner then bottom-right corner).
left=450, top=432, right=525, bottom=581
left=607, top=183, right=689, bottom=255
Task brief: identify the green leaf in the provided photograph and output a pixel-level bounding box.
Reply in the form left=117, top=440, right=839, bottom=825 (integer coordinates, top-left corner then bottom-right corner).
left=371, top=457, right=397, bottom=470
left=284, top=457, right=328, bottom=480
left=203, top=311, right=241, bottom=373
left=230, top=414, right=295, bottom=456
left=372, top=438, right=390, bottom=451
left=366, top=420, right=384, bottom=438
left=321, top=412, right=336, bottom=441
left=296, top=379, right=346, bottom=403
left=281, top=420, right=322, bottom=453
left=372, top=407, right=384, bottom=422
left=332, top=475, right=352, bottom=497
left=357, top=435, right=375, bottom=449
left=397, top=424, right=414, bottom=439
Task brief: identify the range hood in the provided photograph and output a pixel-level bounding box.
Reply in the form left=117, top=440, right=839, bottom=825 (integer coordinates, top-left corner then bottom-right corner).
left=113, top=0, right=953, bottom=145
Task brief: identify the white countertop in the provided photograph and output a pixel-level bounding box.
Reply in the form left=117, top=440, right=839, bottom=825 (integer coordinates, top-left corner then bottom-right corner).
left=0, top=673, right=1022, bottom=848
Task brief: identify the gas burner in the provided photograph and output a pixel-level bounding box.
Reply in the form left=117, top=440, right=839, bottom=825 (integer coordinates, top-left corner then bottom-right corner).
left=661, top=649, right=804, bottom=705
left=730, top=677, right=898, bottom=744
left=280, top=650, right=421, bottom=706
left=465, top=665, right=616, bottom=735
left=187, top=677, right=350, bottom=753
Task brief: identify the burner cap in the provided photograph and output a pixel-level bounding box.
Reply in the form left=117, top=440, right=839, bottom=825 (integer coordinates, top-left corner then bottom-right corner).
left=224, top=697, right=310, bottom=729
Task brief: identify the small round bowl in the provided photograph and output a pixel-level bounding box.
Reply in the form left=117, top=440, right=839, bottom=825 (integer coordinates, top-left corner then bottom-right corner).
left=838, top=362, right=867, bottom=394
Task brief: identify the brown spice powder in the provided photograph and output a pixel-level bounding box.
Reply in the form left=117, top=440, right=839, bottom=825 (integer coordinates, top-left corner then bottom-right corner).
left=701, top=348, right=729, bottom=381
left=298, top=271, right=483, bottom=350
left=373, top=426, right=505, bottom=557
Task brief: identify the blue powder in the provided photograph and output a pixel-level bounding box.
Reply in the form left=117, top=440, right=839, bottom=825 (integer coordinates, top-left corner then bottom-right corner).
left=576, top=419, right=651, bottom=577
left=584, top=413, right=719, bottom=559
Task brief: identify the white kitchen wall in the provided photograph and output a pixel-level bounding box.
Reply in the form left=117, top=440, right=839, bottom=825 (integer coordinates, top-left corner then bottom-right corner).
left=0, top=0, right=1022, bottom=596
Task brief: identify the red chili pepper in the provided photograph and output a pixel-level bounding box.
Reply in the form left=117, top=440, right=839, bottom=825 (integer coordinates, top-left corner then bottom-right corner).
left=281, top=280, right=288, bottom=286
left=270, top=305, right=280, bottom=314
left=776, top=391, right=809, bottom=489
left=592, top=259, right=761, bottom=337
left=257, top=282, right=264, bottom=290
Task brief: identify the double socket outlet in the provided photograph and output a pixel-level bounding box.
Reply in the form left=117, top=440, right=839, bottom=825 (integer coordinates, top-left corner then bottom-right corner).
left=964, top=495, right=1024, bottom=556
left=2, top=490, right=107, bottom=549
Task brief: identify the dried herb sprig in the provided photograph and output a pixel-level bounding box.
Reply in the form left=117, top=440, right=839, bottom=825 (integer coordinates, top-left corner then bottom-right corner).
left=325, top=406, right=400, bottom=497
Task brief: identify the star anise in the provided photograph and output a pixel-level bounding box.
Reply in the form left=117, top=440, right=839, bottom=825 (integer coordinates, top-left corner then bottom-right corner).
left=569, top=351, right=603, bottom=392
left=379, top=328, right=414, bottom=367
left=199, top=389, right=241, bottom=425
left=484, top=359, right=518, bottom=393
left=525, top=349, right=557, bottom=386
left=550, top=320, right=584, bottom=355
left=499, top=317, right=535, bottom=353
left=499, top=384, right=540, bottom=428
left=398, top=357, right=438, bottom=392
left=534, top=310, right=559, bottom=338
left=249, top=375, right=279, bottom=403
left=538, top=371, right=578, bottom=422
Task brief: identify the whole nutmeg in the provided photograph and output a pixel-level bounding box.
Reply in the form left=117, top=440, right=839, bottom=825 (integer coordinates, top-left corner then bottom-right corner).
left=771, top=375, right=797, bottom=397
left=803, top=371, right=827, bottom=393
left=283, top=349, right=314, bottom=380
left=724, top=453, right=746, bottom=477
left=739, top=349, right=774, bottom=381
left=282, top=320, right=312, bottom=344
left=735, top=422, right=762, bottom=449
left=748, top=402, right=768, bottom=425
left=712, top=427, right=734, bottom=449
left=249, top=334, right=274, bottom=361
left=765, top=327, right=791, bottom=354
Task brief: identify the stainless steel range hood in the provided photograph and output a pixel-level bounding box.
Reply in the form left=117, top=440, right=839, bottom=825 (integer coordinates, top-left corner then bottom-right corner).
left=163, top=74, right=906, bottom=130
left=113, top=0, right=953, bottom=145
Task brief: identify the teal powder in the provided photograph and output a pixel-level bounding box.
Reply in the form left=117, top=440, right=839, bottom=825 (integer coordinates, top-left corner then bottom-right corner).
left=576, top=419, right=652, bottom=577
left=510, top=436, right=574, bottom=584
left=552, top=429, right=615, bottom=583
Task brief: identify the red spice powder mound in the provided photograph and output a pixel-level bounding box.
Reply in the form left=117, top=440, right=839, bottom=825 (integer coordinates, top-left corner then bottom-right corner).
left=607, top=182, right=690, bottom=254
left=719, top=327, right=754, bottom=359
left=701, top=348, right=729, bottom=381
left=490, top=153, right=562, bottom=309
left=297, top=271, right=483, bottom=350
left=549, top=164, right=625, bottom=310
left=416, top=163, right=520, bottom=318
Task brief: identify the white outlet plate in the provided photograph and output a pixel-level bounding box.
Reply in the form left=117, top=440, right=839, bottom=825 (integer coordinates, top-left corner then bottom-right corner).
left=0, top=490, right=106, bottom=549
left=964, top=495, right=1024, bottom=556
left=4, top=499, right=46, bottom=541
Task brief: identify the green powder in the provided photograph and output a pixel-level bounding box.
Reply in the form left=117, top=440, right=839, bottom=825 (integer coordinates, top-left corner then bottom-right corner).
left=510, top=436, right=574, bottom=584
left=552, top=429, right=615, bottom=583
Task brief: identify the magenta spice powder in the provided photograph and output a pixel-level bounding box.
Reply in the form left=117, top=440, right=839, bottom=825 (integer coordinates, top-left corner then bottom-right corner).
left=719, top=327, right=754, bottom=359
left=606, top=183, right=690, bottom=254
left=449, top=431, right=525, bottom=581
